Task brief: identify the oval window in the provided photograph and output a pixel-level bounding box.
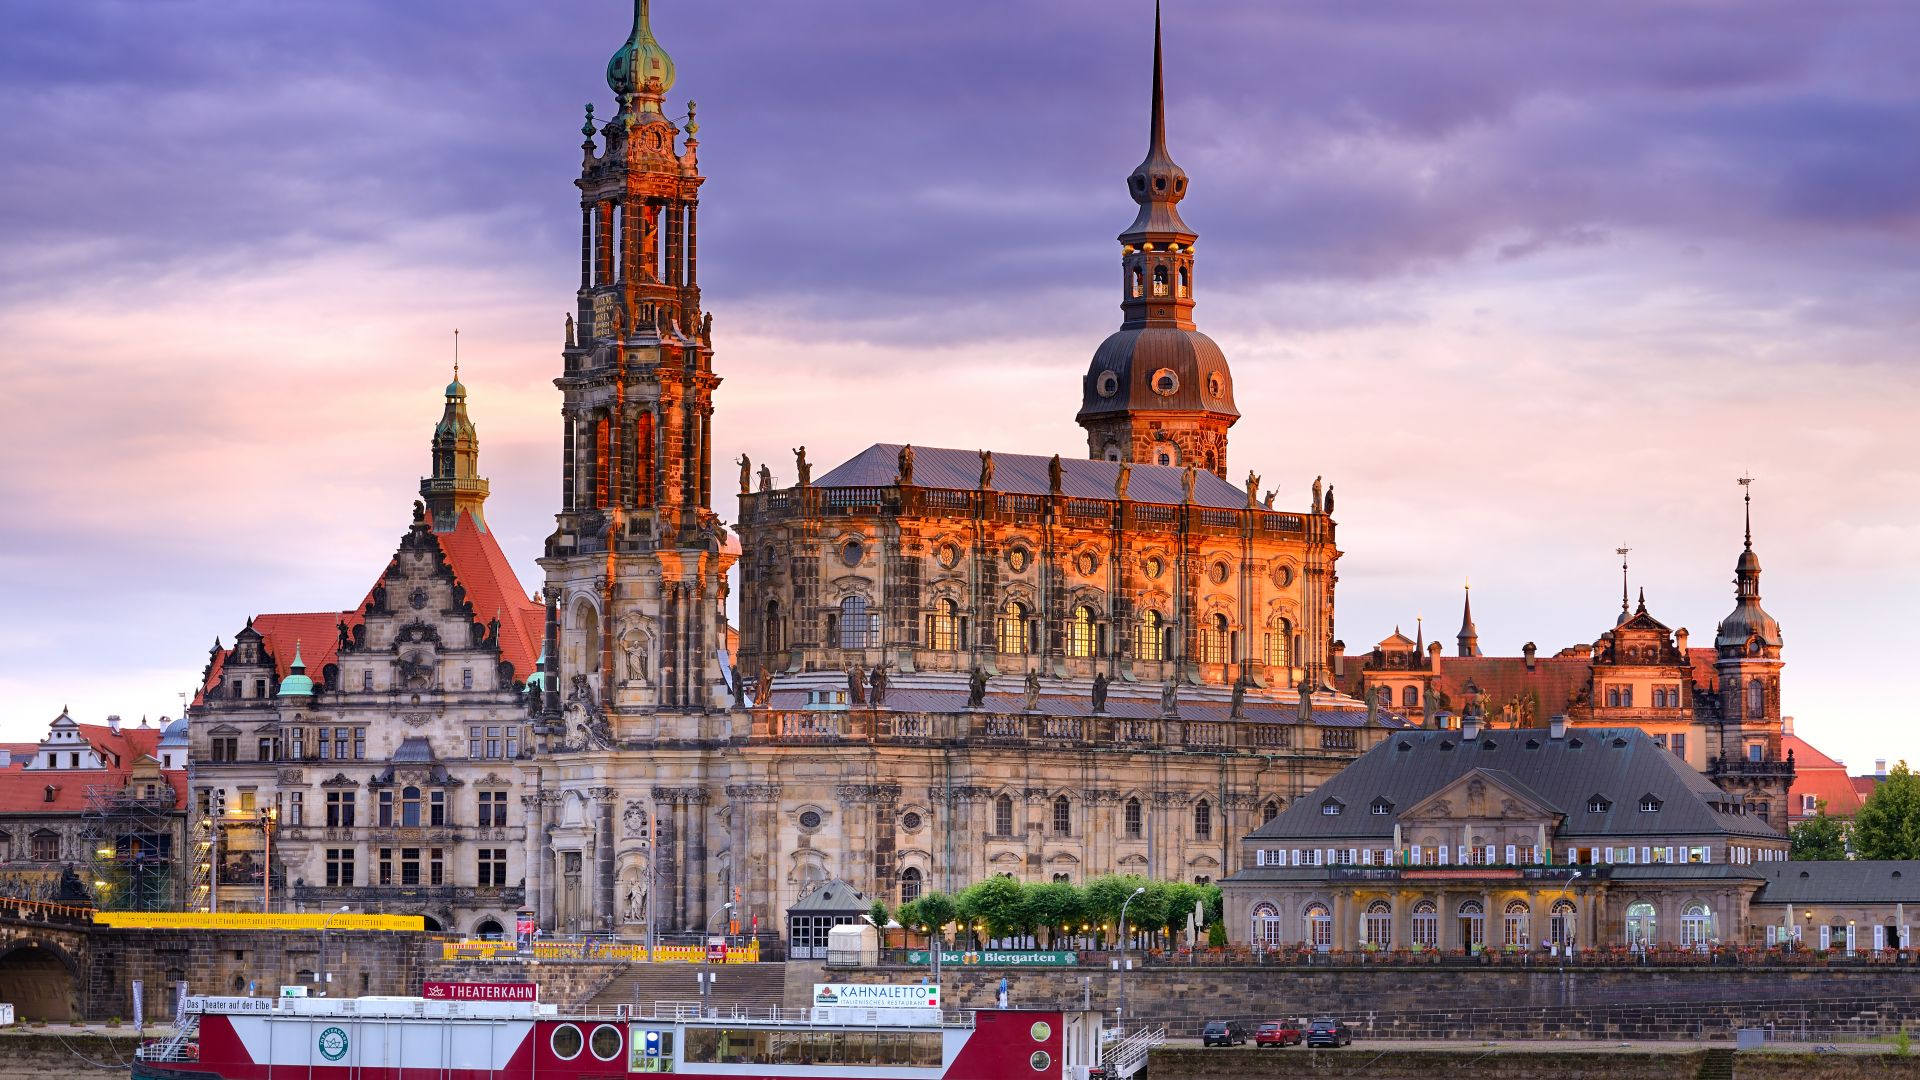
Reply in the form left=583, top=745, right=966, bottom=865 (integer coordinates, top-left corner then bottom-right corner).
left=1008, top=548, right=1031, bottom=572
left=901, top=811, right=923, bottom=831
left=550, top=1024, right=584, bottom=1061
left=1210, top=561, right=1231, bottom=585
left=1208, top=373, right=1223, bottom=397
left=840, top=539, right=863, bottom=567
left=799, top=809, right=823, bottom=830
left=1096, top=371, right=1119, bottom=398
left=937, top=543, right=962, bottom=569
left=1077, top=552, right=1098, bottom=575
left=1144, top=556, right=1164, bottom=579
left=1274, top=564, right=1295, bottom=588
left=590, top=1024, right=623, bottom=1062
left=1151, top=368, right=1179, bottom=397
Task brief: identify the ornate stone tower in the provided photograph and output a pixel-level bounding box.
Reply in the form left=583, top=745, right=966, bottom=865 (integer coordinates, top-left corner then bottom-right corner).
left=1456, top=583, right=1481, bottom=657
left=421, top=368, right=490, bottom=532
left=1077, top=2, right=1239, bottom=478
left=1708, top=481, right=1792, bottom=830
left=541, top=0, right=732, bottom=721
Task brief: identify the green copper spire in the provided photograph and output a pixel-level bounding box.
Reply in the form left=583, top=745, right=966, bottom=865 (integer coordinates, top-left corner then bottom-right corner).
left=277, top=641, right=315, bottom=698
left=606, top=0, right=675, bottom=105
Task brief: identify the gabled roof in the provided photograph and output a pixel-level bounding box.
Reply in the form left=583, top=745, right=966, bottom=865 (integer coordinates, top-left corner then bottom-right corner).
left=1247, top=726, right=1780, bottom=843
left=0, top=721, right=188, bottom=814
left=1784, top=734, right=1865, bottom=820
left=813, top=444, right=1260, bottom=511
left=787, top=878, right=871, bottom=915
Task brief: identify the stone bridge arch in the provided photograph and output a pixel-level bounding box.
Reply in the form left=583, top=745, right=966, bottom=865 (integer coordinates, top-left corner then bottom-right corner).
left=0, top=938, right=81, bottom=1021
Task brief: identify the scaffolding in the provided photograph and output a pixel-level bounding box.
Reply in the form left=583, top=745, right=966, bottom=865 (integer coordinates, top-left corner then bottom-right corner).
left=84, top=782, right=182, bottom=912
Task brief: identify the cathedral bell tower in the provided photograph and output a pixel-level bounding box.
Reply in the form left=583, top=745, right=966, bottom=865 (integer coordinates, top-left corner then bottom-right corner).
left=542, top=0, right=734, bottom=721
left=1077, top=1, right=1239, bottom=478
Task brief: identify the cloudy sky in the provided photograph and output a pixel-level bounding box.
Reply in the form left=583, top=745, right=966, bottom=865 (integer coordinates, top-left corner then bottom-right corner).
left=2, top=1, right=1915, bottom=771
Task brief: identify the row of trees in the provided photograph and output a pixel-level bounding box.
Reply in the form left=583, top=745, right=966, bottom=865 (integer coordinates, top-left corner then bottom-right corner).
left=1789, top=762, right=1920, bottom=861
left=870, top=875, right=1225, bottom=950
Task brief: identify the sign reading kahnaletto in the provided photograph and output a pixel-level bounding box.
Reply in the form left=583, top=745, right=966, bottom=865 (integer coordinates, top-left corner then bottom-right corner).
left=814, top=984, right=940, bottom=1009
left=907, top=950, right=1077, bottom=966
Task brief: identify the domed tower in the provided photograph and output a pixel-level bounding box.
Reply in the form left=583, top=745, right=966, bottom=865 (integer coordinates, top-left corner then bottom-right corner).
left=1076, top=2, right=1238, bottom=478
left=1708, top=479, right=1792, bottom=830
left=421, top=360, right=490, bottom=532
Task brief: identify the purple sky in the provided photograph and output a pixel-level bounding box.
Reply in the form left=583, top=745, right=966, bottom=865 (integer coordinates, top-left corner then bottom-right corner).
left=2, top=1, right=1916, bottom=772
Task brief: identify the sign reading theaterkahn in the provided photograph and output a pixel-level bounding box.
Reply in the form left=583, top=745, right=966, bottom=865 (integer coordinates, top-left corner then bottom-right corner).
left=813, top=984, right=940, bottom=1009
left=421, top=982, right=538, bottom=1002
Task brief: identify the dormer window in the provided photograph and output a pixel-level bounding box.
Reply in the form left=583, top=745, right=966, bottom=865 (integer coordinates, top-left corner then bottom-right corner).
left=1321, top=798, right=1344, bottom=816
left=1640, top=795, right=1663, bottom=813
left=1370, top=797, right=1394, bottom=816
left=1587, top=795, right=1612, bottom=814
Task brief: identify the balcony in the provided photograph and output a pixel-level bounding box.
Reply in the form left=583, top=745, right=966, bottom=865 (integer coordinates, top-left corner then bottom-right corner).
left=1709, top=756, right=1795, bottom=779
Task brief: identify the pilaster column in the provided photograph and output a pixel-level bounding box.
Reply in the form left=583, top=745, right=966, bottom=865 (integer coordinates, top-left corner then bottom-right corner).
left=593, top=788, right=618, bottom=932
left=687, top=789, right=709, bottom=933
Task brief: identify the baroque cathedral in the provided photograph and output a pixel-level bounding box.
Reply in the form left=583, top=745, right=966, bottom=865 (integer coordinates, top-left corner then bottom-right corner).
left=178, top=1, right=1791, bottom=944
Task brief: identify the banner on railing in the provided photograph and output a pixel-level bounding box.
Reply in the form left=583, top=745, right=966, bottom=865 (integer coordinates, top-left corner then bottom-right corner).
left=906, top=950, right=1077, bottom=966
left=443, top=939, right=762, bottom=964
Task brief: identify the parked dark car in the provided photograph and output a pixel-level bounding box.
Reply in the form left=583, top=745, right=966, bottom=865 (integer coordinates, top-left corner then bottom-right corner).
left=1305, top=1018, right=1352, bottom=1047
left=1202, top=1020, right=1252, bottom=1047
left=1255, top=1021, right=1302, bottom=1048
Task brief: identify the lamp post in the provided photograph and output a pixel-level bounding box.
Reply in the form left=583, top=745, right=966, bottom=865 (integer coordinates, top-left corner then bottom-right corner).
left=1118, top=886, right=1145, bottom=1033
left=318, top=905, right=351, bottom=995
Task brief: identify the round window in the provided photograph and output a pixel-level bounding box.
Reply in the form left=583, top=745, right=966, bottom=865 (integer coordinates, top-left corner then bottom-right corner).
left=589, top=1024, right=623, bottom=1062
left=901, top=811, right=923, bottom=831
left=840, top=539, right=864, bottom=567
left=1008, top=548, right=1031, bottom=572
left=1207, top=373, right=1223, bottom=398
left=1096, top=371, right=1119, bottom=398
left=1030, top=1021, right=1052, bottom=1042
left=1274, top=564, right=1295, bottom=588
left=799, top=810, right=822, bottom=829
left=937, top=543, right=961, bottom=569
left=1210, top=561, right=1231, bottom=585
left=1151, top=368, right=1179, bottom=397
left=550, top=1024, right=584, bottom=1060
left=1144, top=556, right=1164, bottom=579
left=1076, top=552, right=1098, bottom=575
left=1031, top=1050, right=1052, bottom=1072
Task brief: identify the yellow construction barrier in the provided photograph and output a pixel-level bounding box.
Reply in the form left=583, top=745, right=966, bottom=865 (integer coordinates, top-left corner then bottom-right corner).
left=440, top=939, right=762, bottom=963
left=95, top=911, right=424, bottom=931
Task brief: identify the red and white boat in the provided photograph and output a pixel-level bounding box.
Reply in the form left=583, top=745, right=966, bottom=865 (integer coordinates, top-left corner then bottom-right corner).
left=133, top=994, right=1159, bottom=1080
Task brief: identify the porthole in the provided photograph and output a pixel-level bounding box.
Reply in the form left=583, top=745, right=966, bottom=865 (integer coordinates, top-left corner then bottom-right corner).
left=1207, top=373, right=1223, bottom=397
left=1274, top=564, right=1295, bottom=588
left=1210, top=561, right=1231, bottom=585
left=1031, top=1021, right=1052, bottom=1042
left=589, top=1024, right=623, bottom=1062
left=1031, top=1051, right=1053, bottom=1071
left=1151, top=368, right=1179, bottom=397
left=1008, top=547, right=1031, bottom=573
left=937, top=543, right=961, bottom=569
left=901, top=811, right=924, bottom=831
left=550, top=1024, right=584, bottom=1060
left=1076, top=552, right=1098, bottom=576
left=799, top=809, right=823, bottom=830
left=1096, top=371, right=1119, bottom=398
left=840, top=539, right=864, bottom=567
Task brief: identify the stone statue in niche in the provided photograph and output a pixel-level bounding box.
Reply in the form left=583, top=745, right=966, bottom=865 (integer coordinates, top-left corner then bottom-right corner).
left=737, top=454, right=751, bottom=495
left=617, top=615, right=652, bottom=686
left=624, top=880, right=648, bottom=924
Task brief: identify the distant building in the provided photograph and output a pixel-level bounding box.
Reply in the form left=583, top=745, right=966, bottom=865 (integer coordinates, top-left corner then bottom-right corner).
left=0, top=710, right=187, bottom=910
left=1782, top=724, right=1865, bottom=826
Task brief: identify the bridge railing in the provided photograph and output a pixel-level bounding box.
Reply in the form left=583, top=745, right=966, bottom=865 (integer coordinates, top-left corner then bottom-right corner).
left=0, top=895, right=96, bottom=927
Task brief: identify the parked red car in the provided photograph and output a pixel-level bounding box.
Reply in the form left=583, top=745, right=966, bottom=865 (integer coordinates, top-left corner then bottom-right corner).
left=1255, top=1021, right=1302, bottom=1047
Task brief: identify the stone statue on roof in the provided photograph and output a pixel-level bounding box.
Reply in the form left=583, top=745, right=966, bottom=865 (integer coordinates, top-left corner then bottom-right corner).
left=1115, top=464, right=1131, bottom=501
left=966, top=666, right=988, bottom=708
left=1231, top=679, right=1246, bottom=719
left=1023, top=670, right=1042, bottom=712
left=978, top=450, right=995, bottom=489
left=1181, top=466, right=1196, bottom=505
left=869, top=664, right=888, bottom=706
left=1262, top=489, right=1276, bottom=509
left=565, top=312, right=575, bottom=348
left=1160, top=679, right=1179, bottom=717
left=1297, top=679, right=1313, bottom=721
left=897, top=444, right=915, bottom=485
left=846, top=663, right=865, bottom=706
left=793, top=446, right=811, bottom=487
left=758, top=464, right=773, bottom=492
left=1091, top=672, right=1109, bottom=714
left=1048, top=454, right=1064, bottom=494
left=1245, top=470, right=1261, bottom=508
left=1324, top=484, right=1335, bottom=514
left=1312, top=476, right=1323, bottom=513
left=737, top=454, right=751, bottom=495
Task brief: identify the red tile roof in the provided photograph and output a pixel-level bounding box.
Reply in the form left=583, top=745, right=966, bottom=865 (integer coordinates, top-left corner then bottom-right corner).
left=1785, top=733, right=1865, bottom=821
left=433, top=512, right=543, bottom=679
left=0, top=722, right=188, bottom=813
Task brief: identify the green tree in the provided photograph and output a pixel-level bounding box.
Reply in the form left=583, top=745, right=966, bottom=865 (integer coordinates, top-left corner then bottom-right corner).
left=1855, top=762, right=1920, bottom=861
left=1207, top=921, right=1228, bottom=948
left=894, top=898, right=922, bottom=937
left=914, top=891, right=958, bottom=944
left=1790, top=800, right=1850, bottom=861
left=868, top=899, right=891, bottom=948
left=957, top=875, right=1027, bottom=941
left=1024, top=881, right=1085, bottom=947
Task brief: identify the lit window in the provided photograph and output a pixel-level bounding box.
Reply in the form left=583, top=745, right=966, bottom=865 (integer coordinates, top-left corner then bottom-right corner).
left=1067, top=606, right=1097, bottom=658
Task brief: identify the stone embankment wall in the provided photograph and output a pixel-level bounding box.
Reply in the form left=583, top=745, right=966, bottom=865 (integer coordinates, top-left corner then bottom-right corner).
left=0, top=1032, right=143, bottom=1080
left=1150, top=1048, right=1920, bottom=1080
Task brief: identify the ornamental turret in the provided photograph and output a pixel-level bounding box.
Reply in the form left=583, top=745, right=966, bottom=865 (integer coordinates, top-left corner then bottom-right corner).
left=1077, top=1, right=1238, bottom=477
left=422, top=362, right=490, bottom=531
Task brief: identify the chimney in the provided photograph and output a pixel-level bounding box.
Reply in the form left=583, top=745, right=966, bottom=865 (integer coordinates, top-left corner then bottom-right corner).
left=1782, top=714, right=1795, bottom=736
left=1675, top=628, right=1689, bottom=655
left=1549, top=714, right=1568, bottom=740
left=0, top=749, right=10, bottom=768
left=1427, top=641, right=1443, bottom=675
left=1461, top=711, right=1482, bottom=740
left=1522, top=642, right=1537, bottom=672
left=1330, top=640, right=1346, bottom=677
left=1877, top=759, right=1889, bottom=777
left=107, top=715, right=121, bottom=734
left=1431, top=711, right=1453, bottom=731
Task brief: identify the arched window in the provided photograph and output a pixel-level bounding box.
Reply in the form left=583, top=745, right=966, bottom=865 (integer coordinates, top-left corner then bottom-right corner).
left=1375, top=686, right=1392, bottom=706
left=1402, top=685, right=1419, bottom=708
left=1503, top=899, right=1530, bottom=947
left=1201, top=614, right=1229, bottom=665
left=1550, top=899, right=1577, bottom=947
left=1152, top=265, right=1170, bottom=297
left=1458, top=899, right=1486, bottom=948
left=1265, top=621, right=1291, bottom=668
left=1364, top=900, right=1392, bottom=947
left=1137, top=611, right=1166, bottom=662
left=633, top=412, right=655, bottom=507
left=997, top=602, right=1030, bottom=655
left=1067, top=606, right=1097, bottom=658
left=1626, top=902, right=1657, bottom=948
left=1605, top=687, right=1620, bottom=707
left=1177, top=265, right=1190, bottom=297
left=1305, top=902, right=1333, bottom=949
left=1411, top=900, right=1439, bottom=948
left=1262, top=800, right=1280, bottom=823
left=899, top=866, right=923, bottom=903
left=994, top=794, right=1014, bottom=837
left=927, top=598, right=961, bottom=652
left=1052, top=795, right=1072, bottom=836
left=474, top=918, right=505, bottom=939
left=401, top=786, right=422, bottom=828
left=1748, top=678, right=1765, bottom=714
left=763, top=600, right=783, bottom=652
left=1130, top=266, right=1143, bottom=298
left=1251, top=902, right=1285, bottom=947
left=1681, top=903, right=1713, bottom=948
left=1124, top=797, right=1143, bottom=838
left=839, top=595, right=875, bottom=649
left=1193, top=799, right=1212, bottom=839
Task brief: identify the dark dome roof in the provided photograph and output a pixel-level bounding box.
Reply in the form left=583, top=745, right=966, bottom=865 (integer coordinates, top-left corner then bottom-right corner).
left=1077, top=327, right=1239, bottom=421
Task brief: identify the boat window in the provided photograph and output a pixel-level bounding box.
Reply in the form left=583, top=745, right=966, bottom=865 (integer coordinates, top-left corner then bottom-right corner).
left=681, top=1027, right=943, bottom=1068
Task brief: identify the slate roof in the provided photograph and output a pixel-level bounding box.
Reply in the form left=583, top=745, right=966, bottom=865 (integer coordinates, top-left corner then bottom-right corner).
left=813, top=443, right=1265, bottom=511
left=788, top=878, right=871, bottom=914
left=1751, top=861, right=1920, bottom=905
left=1247, top=726, right=1781, bottom=843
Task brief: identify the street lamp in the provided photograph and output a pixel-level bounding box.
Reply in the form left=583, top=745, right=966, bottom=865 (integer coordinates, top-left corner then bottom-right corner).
left=1118, top=886, right=1146, bottom=1033
left=318, top=905, right=351, bottom=996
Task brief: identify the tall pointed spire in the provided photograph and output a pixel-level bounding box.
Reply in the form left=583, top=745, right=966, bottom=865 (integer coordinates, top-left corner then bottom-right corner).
left=1456, top=582, right=1480, bottom=657
left=1148, top=0, right=1167, bottom=157
left=1615, top=545, right=1631, bottom=624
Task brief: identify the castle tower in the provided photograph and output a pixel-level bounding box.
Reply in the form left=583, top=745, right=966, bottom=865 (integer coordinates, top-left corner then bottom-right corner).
left=541, top=0, right=733, bottom=722
left=1456, top=583, right=1480, bottom=657
left=421, top=367, right=490, bottom=531
left=1076, top=2, right=1239, bottom=478
left=1707, top=479, right=1791, bottom=830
